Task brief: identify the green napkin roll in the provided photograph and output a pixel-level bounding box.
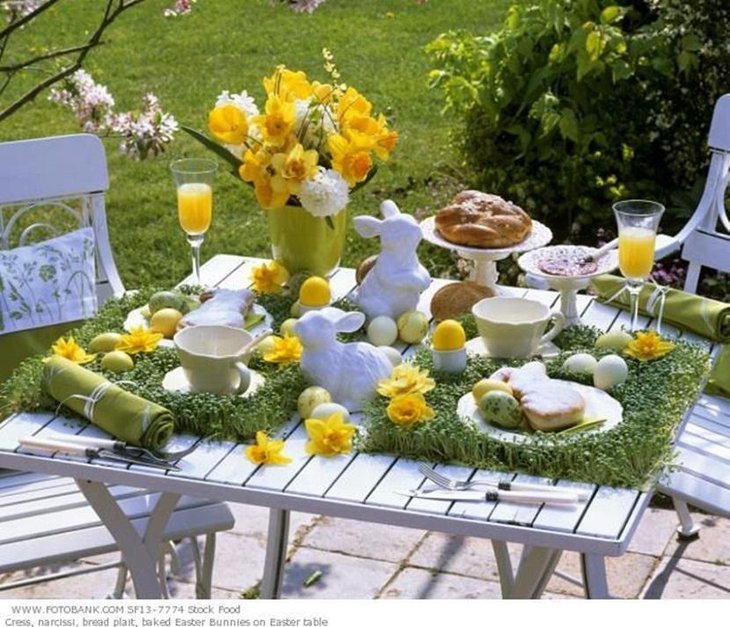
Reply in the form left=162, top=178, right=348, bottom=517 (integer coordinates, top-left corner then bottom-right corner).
left=592, top=275, right=730, bottom=398
left=591, top=275, right=730, bottom=342
left=42, top=355, right=174, bottom=449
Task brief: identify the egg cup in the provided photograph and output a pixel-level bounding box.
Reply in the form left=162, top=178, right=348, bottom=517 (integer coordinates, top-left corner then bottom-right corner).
left=299, top=302, right=330, bottom=315
left=432, top=347, right=467, bottom=373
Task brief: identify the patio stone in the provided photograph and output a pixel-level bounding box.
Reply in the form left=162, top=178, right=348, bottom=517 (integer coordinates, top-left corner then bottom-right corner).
left=627, top=506, right=678, bottom=556
left=379, top=567, right=503, bottom=599
left=226, top=502, right=319, bottom=541
left=0, top=565, right=133, bottom=599
left=300, top=516, right=426, bottom=562
left=545, top=551, right=658, bottom=599
left=641, top=555, right=730, bottom=599
left=406, top=531, right=513, bottom=581
left=662, top=514, right=730, bottom=565
left=279, top=547, right=399, bottom=599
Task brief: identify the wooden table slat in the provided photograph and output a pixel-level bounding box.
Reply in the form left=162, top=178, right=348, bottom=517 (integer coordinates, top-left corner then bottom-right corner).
left=575, top=486, right=640, bottom=539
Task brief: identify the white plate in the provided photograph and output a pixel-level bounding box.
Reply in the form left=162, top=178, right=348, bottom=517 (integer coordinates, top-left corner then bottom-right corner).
left=420, top=216, right=553, bottom=257
left=162, top=367, right=266, bottom=397
left=465, top=337, right=560, bottom=360
left=124, top=303, right=273, bottom=348
left=518, top=245, right=618, bottom=282
left=457, top=381, right=623, bottom=444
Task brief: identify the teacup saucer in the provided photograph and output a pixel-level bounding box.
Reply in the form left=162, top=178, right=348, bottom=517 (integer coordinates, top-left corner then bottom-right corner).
left=465, top=337, right=560, bottom=360
left=162, top=367, right=265, bottom=397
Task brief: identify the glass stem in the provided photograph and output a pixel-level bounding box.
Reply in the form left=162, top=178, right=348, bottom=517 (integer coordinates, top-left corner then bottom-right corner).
left=626, top=280, right=642, bottom=333
left=187, top=234, right=204, bottom=285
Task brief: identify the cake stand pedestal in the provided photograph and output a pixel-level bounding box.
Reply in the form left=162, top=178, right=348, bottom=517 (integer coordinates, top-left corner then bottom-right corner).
left=518, top=246, right=619, bottom=327
left=420, top=217, right=552, bottom=293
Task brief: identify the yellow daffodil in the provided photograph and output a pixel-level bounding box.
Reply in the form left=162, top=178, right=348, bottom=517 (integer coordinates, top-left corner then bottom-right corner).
left=337, top=86, right=372, bottom=124
left=263, top=335, right=303, bottom=366
left=304, top=412, right=357, bottom=456
left=328, top=133, right=373, bottom=187
left=239, top=147, right=291, bottom=209
left=245, top=431, right=291, bottom=465
left=117, top=325, right=163, bottom=354
left=386, top=392, right=435, bottom=428
left=251, top=260, right=290, bottom=294
left=263, top=67, right=313, bottom=101
left=208, top=104, right=248, bottom=145
left=254, top=95, right=295, bottom=146
left=624, top=330, right=675, bottom=362
left=270, top=142, right=319, bottom=197
left=377, top=363, right=435, bottom=398
left=49, top=336, right=95, bottom=364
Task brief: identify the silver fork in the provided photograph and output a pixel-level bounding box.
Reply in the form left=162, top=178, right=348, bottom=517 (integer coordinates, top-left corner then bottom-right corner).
left=418, top=463, right=588, bottom=499
left=51, top=434, right=202, bottom=463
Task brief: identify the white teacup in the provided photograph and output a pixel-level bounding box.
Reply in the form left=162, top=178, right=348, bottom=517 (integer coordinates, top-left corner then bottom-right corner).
left=471, top=297, right=565, bottom=359
left=174, top=325, right=252, bottom=395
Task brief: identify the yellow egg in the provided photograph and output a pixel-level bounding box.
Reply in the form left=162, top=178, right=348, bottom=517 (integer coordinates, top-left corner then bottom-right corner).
left=472, top=378, right=513, bottom=403
left=149, top=307, right=183, bottom=339
left=432, top=319, right=466, bottom=351
left=299, top=277, right=331, bottom=307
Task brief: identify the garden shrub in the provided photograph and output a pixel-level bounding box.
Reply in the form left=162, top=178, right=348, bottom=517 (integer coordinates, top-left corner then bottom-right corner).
left=426, top=0, right=730, bottom=240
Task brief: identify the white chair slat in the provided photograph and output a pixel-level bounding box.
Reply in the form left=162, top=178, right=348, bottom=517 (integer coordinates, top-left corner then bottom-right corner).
left=708, top=93, right=730, bottom=151
left=673, top=446, right=730, bottom=489
left=682, top=230, right=730, bottom=272
left=576, top=487, right=639, bottom=539
left=698, top=393, right=730, bottom=418
left=660, top=469, right=730, bottom=517
left=684, top=420, right=730, bottom=449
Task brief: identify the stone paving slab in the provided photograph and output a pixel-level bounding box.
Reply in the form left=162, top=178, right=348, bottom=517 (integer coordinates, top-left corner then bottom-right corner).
left=641, top=555, right=730, bottom=599
left=379, top=567, right=504, bottom=599
left=664, top=514, right=730, bottom=564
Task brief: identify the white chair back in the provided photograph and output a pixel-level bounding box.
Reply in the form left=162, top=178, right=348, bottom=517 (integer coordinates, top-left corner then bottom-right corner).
left=656, top=94, right=730, bottom=293
left=0, top=134, right=124, bottom=303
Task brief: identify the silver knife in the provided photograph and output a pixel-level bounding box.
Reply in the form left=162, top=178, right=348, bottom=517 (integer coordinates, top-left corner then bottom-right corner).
left=18, top=436, right=180, bottom=471
left=396, top=488, right=579, bottom=506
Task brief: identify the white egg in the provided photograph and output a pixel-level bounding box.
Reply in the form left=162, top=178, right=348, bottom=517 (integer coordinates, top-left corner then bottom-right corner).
left=593, top=355, right=629, bottom=390
left=563, top=353, right=598, bottom=375
left=367, top=316, right=398, bottom=346
left=309, top=402, right=351, bottom=421
left=378, top=345, right=403, bottom=366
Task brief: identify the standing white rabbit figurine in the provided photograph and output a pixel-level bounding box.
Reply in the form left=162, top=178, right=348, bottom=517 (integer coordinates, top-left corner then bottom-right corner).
left=295, top=307, right=394, bottom=411
left=352, top=200, right=431, bottom=320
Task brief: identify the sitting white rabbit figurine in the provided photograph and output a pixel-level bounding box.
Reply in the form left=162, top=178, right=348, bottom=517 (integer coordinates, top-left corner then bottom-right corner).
left=352, top=200, right=431, bottom=320
left=295, top=307, right=394, bottom=411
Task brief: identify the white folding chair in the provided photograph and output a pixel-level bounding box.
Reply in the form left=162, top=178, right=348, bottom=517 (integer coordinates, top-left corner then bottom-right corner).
left=0, top=134, right=234, bottom=598
left=652, top=94, right=730, bottom=539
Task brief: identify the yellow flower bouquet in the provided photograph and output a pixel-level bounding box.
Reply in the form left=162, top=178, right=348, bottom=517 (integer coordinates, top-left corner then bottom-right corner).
left=185, top=51, right=398, bottom=275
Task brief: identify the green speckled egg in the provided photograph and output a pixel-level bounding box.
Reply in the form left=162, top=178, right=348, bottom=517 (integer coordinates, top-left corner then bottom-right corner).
left=478, top=391, right=523, bottom=429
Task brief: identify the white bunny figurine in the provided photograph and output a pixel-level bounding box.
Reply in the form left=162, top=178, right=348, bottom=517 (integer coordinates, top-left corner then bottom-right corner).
left=352, top=200, right=431, bottom=320
left=295, top=307, right=394, bottom=412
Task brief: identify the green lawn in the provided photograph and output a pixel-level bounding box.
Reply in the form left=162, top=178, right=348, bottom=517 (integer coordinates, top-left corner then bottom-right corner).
left=2, top=0, right=510, bottom=288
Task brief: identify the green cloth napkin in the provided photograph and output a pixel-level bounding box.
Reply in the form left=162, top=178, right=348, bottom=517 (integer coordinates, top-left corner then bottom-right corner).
left=42, top=355, right=174, bottom=449
left=592, top=274, right=730, bottom=398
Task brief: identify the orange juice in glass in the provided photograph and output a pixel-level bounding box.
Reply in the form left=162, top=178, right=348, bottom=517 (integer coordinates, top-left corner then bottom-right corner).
left=170, top=159, right=218, bottom=285
left=613, top=200, right=664, bottom=331
left=177, top=182, right=212, bottom=235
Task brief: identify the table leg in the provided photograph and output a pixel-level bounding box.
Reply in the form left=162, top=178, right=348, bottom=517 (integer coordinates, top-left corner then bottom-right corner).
left=75, top=480, right=179, bottom=599
left=504, top=545, right=563, bottom=599
left=260, top=508, right=290, bottom=599
left=491, top=541, right=514, bottom=593
left=580, top=553, right=611, bottom=599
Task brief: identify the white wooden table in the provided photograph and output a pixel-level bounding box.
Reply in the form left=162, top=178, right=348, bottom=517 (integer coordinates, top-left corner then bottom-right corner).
left=0, top=255, right=716, bottom=600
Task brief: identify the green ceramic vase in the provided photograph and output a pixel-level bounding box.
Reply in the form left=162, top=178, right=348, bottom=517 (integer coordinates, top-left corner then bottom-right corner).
left=267, top=204, right=347, bottom=277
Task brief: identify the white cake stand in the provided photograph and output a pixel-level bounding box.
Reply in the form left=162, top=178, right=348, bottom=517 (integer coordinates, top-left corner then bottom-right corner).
left=518, top=245, right=619, bottom=326
left=420, top=216, right=553, bottom=293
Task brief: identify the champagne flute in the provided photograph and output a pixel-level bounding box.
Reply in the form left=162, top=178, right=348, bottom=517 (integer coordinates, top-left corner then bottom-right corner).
left=170, top=158, right=218, bottom=285
left=613, top=199, right=665, bottom=332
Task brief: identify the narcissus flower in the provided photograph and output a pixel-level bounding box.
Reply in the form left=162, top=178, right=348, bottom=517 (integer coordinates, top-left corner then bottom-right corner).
left=377, top=363, right=435, bottom=398
left=49, top=337, right=95, bottom=364
left=270, top=142, right=319, bottom=197
left=624, top=330, right=675, bottom=361
left=117, top=325, right=164, bottom=354
left=304, top=412, right=357, bottom=456
left=245, top=431, right=291, bottom=465
left=255, top=95, right=295, bottom=146
left=251, top=260, right=290, bottom=294
left=208, top=104, right=248, bottom=145
left=328, top=133, right=373, bottom=186
left=263, top=335, right=303, bottom=366
left=386, top=392, right=435, bottom=428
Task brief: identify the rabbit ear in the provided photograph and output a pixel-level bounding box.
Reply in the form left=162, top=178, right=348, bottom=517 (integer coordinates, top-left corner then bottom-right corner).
left=354, top=215, right=381, bottom=239
left=381, top=200, right=400, bottom=219
left=331, top=310, right=366, bottom=333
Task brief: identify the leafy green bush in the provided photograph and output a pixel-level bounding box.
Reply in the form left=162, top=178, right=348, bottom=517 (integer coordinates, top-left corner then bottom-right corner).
left=426, top=0, right=730, bottom=239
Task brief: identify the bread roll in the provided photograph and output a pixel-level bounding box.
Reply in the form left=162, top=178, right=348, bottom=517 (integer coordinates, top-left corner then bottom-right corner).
left=430, top=281, right=493, bottom=321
